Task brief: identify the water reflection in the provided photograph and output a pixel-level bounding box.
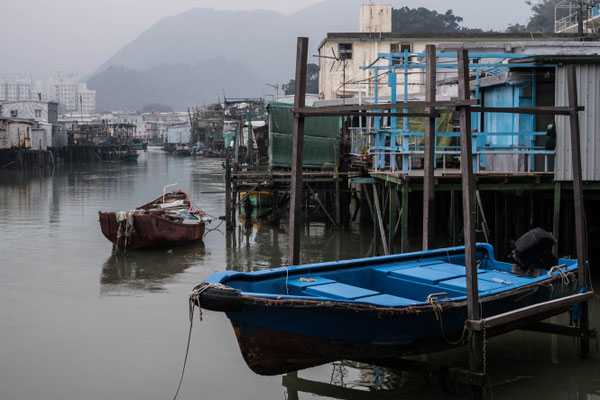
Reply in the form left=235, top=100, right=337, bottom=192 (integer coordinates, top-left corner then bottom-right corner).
left=100, top=242, right=206, bottom=294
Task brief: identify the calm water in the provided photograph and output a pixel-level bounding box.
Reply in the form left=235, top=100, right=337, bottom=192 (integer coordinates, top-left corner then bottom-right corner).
left=1, top=147, right=600, bottom=399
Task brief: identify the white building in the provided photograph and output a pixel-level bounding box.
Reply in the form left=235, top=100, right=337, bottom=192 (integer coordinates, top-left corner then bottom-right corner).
left=78, top=83, right=96, bottom=114
left=0, top=100, right=65, bottom=149
left=0, top=75, right=42, bottom=101
left=47, top=72, right=95, bottom=114
left=317, top=3, right=600, bottom=102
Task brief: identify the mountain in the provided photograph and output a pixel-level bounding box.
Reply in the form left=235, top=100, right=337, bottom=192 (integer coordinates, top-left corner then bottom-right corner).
left=88, top=0, right=365, bottom=110
left=88, top=0, right=518, bottom=111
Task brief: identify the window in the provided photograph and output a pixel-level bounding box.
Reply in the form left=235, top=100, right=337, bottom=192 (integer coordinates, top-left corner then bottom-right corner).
left=35, top=109, right=41, bottom=118
left=338, top=43, right=353, bottom=60
left=10, top=110, right=17, bottom=117
left=391, top=43, right=413, bottom=64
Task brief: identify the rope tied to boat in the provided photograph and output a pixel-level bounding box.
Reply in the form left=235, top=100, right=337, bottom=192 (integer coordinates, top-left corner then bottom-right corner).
left=426, top=292, right=467, bottom=346
left=548, top=264, right=571, bottom=285
left=172, top=283, right=236, bottom=400
left=426, top=292, right=449, bottom=321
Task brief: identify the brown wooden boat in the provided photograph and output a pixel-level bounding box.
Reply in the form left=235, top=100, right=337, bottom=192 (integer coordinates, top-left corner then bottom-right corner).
left=98, top=190, right=207, bottom=250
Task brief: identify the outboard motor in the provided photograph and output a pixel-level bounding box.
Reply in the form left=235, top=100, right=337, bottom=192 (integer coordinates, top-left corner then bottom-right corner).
left=511, top=227, right=557, bottom=276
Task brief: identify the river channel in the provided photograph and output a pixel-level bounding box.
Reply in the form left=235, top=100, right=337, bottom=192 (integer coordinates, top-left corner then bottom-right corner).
left=1, top=147, right=600, bottom=399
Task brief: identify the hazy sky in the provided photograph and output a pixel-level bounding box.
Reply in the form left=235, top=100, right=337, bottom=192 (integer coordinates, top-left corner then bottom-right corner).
left=2, top=0, right=532, bottom=82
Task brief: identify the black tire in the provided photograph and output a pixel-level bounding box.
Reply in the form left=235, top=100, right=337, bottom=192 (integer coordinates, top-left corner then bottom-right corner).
left=191, top=282, right=243, bottom=312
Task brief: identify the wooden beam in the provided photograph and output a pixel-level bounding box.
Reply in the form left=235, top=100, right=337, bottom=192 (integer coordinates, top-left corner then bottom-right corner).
left=293, top=99, right=478, bottom=114
left=458, top=49, right=480, bottom=321
left=469, top=292, right=593, bottom=331
left=295, top=111, right=439, bottom=118
left=552, top=182, right=561, bottom=258
left=567, top=64, right=590, bottom=355
left=372, top=183, right=390, bottom=255
left=225, top=157, right=232, bottom=229
left=288, top=37, right=308, bottom=266
left=306, top=184, right=336, bottom=226
left=472, top=106, right=583, bottom=115
left=422, top=44, right=436, bottom=251
left=401, top=182, right=409, bottom=253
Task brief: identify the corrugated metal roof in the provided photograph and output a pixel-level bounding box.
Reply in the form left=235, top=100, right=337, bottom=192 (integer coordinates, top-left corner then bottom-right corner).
left=555, top=64, right=600, bottom=181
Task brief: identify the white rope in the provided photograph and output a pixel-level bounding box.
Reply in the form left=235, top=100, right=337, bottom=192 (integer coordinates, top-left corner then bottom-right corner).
left=548, top=264, right=570, bottom=285
left=283, top=267, right=290, bottom=294
left=172, top=283, right=233, bottom=400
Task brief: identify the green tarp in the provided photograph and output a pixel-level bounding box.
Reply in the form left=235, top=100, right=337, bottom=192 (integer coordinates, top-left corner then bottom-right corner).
left=396, top=108, right=454, bottom=148
left=268, top=102, right=340, bottom=168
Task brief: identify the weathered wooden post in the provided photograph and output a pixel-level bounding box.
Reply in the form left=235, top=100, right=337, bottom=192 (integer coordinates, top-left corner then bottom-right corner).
left=225, top=157, right=232, bottom=229
left=422, top=44, right=437, bottom=250
left=566, top=64, right=590, bottom=355
left=458, top=49, right=483, bottom=398
left=288, top=37, right=308, bottom=266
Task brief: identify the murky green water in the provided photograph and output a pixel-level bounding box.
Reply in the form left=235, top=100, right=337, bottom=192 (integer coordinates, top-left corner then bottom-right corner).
left=1, top=147, right=599, bottom=399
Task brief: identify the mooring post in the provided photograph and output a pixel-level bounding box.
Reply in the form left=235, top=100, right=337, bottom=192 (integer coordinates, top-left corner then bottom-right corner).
left=422, top=44, right=437, bottom=251
left=567, top=64, right=590, bottom=355
left=552, top=181, right=562, bottom=258
left=458, top=49, right=483, bottom=398
left=288, top=37, right=308, bottom=266
left=225, top=157, right=232, bottom=230
left=401, top=181, right=409, bottom=252
left=388, top=185, right=397, bottom=254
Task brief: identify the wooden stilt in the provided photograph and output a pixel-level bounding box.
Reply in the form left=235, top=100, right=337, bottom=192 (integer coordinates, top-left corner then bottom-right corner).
left=422, top=44, right=437, bottom=251
left=288, top=37, right=308, bottom=265
left=372, top=183, right=389, bottom=255
left=566, top=65, right=589, bottom=355
left=552, top=182, right=562, bottom=258
left=457, top=49, right=483, bottom=399
left=401, top=182, right=409, bottom=252
left=388, top=185, right=397, bottom=254
left=225, top=157, right=232, bottom=230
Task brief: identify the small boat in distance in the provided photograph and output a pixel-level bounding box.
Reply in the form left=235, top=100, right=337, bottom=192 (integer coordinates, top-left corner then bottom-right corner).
left=99, top=190, right=209, bottom=250
left=190, top=233, right=590, bottom=376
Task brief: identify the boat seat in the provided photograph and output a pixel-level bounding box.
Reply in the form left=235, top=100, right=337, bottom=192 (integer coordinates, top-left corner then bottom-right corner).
left=477, top=271, right=535, bottom=286
left=287, top=276, right=336, bottom=291
left=305, top=282, right=379, bottom=300
left=373, top=260, right=442, bottom=274
left=355, top=294, right=417, bottom=307
left=439, top=277, right=506, bottom=293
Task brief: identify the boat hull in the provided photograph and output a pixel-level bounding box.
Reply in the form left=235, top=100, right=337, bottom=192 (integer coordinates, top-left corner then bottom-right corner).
left=224, top=277, right=575, bottom=375
left=98, top=211, right=204, bottom=249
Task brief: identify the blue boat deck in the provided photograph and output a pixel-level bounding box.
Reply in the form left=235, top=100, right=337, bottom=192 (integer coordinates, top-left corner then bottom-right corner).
left=209, top=245, right=578, bottom=308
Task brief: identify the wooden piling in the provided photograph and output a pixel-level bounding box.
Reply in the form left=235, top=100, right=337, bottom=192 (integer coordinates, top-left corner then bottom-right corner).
left=566, top=64, right=589, bottom=355
left=422, top=44, right=437, bottom=251
left=458, top=49, right=483, bottom=398
left=552, top=182, right=561, bottom=258
left=225, top=157, right=232, bottom=230
left=288, top=37, right=308, bottom=266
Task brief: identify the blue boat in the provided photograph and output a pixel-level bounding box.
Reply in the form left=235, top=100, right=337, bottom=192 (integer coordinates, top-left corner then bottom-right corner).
left=191, top=242, right=587, bottom=376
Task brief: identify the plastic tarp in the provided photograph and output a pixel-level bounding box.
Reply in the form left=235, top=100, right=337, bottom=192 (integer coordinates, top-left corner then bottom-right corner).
left=396, top=107, right=454, bottom=148
left=268, top=102, right=340, bottom=168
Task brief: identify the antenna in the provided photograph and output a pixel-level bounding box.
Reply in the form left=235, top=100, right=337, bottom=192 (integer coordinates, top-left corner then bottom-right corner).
left=314, top=47, right=349, bottom=104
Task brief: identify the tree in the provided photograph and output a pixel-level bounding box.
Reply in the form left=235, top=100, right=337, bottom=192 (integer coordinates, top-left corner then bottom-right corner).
left=282, top=63, right=319, bottom=95
left=392, top=7, right=482, bottom=33
left=525, top=0, right=562, bottom=32
left=140, top=103, right=173, bottom=113
left=505, top=23, right=529, bottom=32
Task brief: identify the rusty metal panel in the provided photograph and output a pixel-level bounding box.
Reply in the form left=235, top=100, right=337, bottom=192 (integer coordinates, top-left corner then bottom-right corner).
left=555, top=64, right=600, bottom=181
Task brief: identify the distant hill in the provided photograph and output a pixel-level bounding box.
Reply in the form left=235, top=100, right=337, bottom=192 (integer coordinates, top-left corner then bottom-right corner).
left=87, top=0, right=499, bottom=111
left=88, top=0, right=364, bottom=110
left=88, top=59, right=267, bottom=111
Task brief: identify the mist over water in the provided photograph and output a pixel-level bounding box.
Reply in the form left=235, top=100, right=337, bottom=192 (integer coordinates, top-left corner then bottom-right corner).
left=1, top=148, right=599, bottom=399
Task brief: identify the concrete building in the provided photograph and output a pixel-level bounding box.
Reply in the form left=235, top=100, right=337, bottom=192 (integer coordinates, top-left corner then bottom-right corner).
left=0, top=118, right=33, bottom=149
left=77, top=83, right=96, bottom=114
left=0, top=101, right=65, bottom=149
left=317, top=3, right=600, bottom=101
left=0, top=75, right=42, bottom=101
left=48, top=72, right=96, bottom=114
left=555, top=1, right=600, bottom=33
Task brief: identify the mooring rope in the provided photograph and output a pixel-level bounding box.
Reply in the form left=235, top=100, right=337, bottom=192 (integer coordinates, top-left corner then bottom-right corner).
left=173, top=283, right=236, bottom=400
left=426, top=293, right=467, bottom=346
left=548, top=264, right=570, bottom=285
